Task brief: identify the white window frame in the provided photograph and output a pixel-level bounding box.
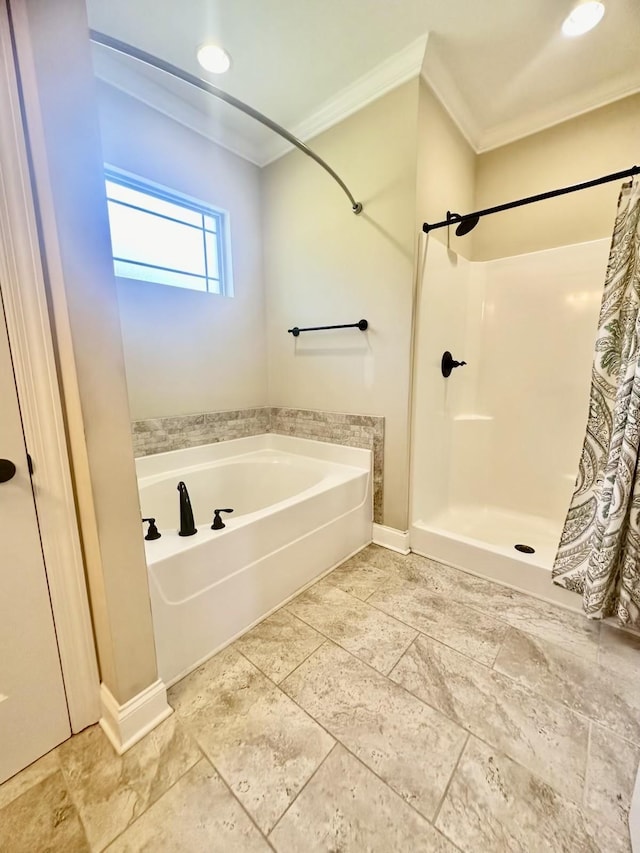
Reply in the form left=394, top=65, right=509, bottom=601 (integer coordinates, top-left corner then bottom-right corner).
left=104, top=166, right=234, bottom=296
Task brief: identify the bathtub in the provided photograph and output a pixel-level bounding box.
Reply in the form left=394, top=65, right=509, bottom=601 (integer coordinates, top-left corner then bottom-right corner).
left=136, top=433, right=372, bottom=684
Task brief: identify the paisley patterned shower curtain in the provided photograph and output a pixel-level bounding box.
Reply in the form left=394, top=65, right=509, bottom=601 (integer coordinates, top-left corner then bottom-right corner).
left=553, top=177, right=640, bottom=625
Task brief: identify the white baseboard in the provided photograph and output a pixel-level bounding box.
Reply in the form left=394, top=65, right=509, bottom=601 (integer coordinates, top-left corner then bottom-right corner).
left=372, top=523, right=411, bottom=555
left=99, top=679, right=172, bottom=755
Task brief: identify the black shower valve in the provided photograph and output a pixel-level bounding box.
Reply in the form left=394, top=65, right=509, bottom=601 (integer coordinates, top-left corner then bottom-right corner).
left=441, top=351, right=467, bottom=378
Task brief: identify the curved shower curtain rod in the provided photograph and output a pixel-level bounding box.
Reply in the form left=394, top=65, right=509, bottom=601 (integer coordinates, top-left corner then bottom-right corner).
left=89, top=30, right=363, bottom=215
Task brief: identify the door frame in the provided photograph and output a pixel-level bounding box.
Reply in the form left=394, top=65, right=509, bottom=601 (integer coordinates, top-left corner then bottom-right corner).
left=0, top=1, right=100, bottom=731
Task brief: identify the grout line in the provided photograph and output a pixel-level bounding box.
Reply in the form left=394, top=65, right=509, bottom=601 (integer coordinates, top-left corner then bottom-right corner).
left=178, top=726, right=277, bottom=851
left=233, top=636, right=326, bottom=689
left=53, top=758, right=94, bottom=851
left=0, top=753, right=62, bottom=814
left=490, top=625, right=510, bottom=669
left=91, top=752, right=208, bottom=852
left=164, top=549, right=633, bottom=849
left=336, top=748, right=466, bottom=853
left=431, top=731, right=470, bottom=829
left=275, top=676, right=462, bottom=837
left=383, top=629, right=420, bottom=677
left=582, top=720, right=593, bottom=810
left=275, top=639, right=332, bottom=688
left=266, top=743, right=338, bottom=840
left=469, top=730, right=587, bottom=806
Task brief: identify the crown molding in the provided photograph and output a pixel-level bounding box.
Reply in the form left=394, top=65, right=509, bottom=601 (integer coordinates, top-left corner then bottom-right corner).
left=93, top=34, right=639, bottom=167
left=420, top=43, right=481, bottom=153
left=93, top=37, right=429, bottom=168
left=92, top=47, right=264, bottom=166
left=474, top=79, right=640, bottom=153
left=260, top=34, right=429, bottom=165
left=421, top=41, right=640, bottom=155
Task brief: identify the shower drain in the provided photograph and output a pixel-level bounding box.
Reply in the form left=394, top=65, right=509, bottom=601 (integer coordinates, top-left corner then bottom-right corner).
left=514, top=543, right=535, bottom=554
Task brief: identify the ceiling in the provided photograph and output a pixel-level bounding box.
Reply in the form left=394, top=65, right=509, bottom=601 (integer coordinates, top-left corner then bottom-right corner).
left=86, top=0, right=640, bottom=166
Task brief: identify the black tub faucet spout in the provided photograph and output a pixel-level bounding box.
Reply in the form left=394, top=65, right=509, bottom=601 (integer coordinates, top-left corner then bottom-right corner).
left=177, top=481, right=197, bottom=536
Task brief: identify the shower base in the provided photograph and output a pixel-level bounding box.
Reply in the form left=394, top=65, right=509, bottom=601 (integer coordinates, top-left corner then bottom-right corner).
left=411, top=505, right=580, bottom=611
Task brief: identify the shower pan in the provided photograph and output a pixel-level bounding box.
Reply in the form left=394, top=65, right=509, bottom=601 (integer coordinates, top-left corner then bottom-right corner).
left=410, top=235, right=610, bottom=608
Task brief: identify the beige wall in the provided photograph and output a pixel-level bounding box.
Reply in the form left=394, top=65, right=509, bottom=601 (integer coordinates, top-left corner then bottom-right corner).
left=416, top=80, right=477, bottom=258
left=15, top=0, right=158, bottom=705
left=263, top=81, right=419, bottom=530
left=474, top=94, right=640, bottom=260
left=96, top=83, right=268, bottom=420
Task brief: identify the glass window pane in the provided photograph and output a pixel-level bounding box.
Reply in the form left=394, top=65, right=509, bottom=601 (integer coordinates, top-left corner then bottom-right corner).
left=106, top=179, right=201, bottom=226
left=113, top=260, right=207, bottom=291
left=108, top=200, right=205, bottom=276
left=203, top=214, right=218, bottom=233
left=105, top=172, right=231, bottom=296
left=204, top=231, right=220, bottom=280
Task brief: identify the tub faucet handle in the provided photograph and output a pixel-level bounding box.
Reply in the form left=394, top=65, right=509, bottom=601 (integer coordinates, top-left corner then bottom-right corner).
left=212, top=508, right=234, bottom=530
left=142, top=517, right=161, bottom=540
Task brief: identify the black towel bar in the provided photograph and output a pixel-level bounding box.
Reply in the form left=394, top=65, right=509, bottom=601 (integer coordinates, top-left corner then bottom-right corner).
left=288, top=319, right=368, bottom=337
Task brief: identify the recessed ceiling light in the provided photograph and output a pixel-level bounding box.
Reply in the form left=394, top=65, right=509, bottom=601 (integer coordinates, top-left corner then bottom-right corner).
left=562, top=1, right=605, bottom=37
left=197, top=44, right=231, bottom=74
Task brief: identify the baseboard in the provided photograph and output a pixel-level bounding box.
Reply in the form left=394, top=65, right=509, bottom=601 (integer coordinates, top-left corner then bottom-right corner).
left=372, top=523, right=411, bottom=555
left=99, top=679, right=172, bottom=755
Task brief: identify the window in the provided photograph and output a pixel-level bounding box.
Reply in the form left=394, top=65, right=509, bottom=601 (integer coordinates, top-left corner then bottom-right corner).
left=104, top=169, right=232, bottom=295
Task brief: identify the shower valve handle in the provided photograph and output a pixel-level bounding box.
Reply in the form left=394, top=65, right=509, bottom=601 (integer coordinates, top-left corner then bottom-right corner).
left=441, top=351, right=467, bottom=378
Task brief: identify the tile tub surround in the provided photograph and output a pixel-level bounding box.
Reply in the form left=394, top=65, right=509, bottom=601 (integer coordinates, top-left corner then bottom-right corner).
left=269, top=407, right=384, bottom=523
left=131, top=407, right=270, bottom=457
left=131, top=406, right=385, bottom=522
left=2, top=544, right=638, bottom=852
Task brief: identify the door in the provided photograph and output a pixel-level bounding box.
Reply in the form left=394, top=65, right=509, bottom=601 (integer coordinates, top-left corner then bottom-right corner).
left=0, top=290, right=70, bottom=784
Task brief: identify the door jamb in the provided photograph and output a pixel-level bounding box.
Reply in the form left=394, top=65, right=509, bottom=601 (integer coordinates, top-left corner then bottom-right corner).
left=0, top=0, right=100, bottom=732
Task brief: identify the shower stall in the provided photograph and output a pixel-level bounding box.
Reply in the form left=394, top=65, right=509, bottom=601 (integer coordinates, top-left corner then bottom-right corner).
left=410, top=235, right=610, bottom=607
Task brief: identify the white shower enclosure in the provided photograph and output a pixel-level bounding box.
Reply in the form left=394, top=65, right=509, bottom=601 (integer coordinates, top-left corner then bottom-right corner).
left=410, top=236, right=610, bottom=607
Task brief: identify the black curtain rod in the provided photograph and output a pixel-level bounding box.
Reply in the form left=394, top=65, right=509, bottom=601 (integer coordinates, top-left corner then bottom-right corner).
left=422, top=165, right=640, bottom=235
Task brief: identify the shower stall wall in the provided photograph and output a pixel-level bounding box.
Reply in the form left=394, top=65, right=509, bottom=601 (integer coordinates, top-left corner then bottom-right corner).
left=410, top=236, right=610, bottom=607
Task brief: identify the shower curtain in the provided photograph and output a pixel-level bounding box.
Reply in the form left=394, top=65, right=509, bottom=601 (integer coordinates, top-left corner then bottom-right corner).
left=553, top=177, right=640, bottom=625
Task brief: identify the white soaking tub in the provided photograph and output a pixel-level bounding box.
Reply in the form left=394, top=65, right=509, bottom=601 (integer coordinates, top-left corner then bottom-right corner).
left=136, top=433, right=372, bottom=684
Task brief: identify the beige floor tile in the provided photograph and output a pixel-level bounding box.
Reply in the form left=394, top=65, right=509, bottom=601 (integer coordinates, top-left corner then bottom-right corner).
left=105, top=759, right=270, bottom=852
left=0, top=770, right=89, bottom=853
left=494, top=628, right=640, bottom=743
left=436, top=736, right=630, bottom=853
left=0, top=748, right=60, bottom=811
left=286, top=581, right=417, bottom=674
left=324, top=558, right=393, bottom=600
left=169, top=646, right=334, bottom=833
left=281, top=642, right=467, bottom=821
left=388, top=554, right=602, bottom=660
left=338, top=544, right=408, bottom=573
left=599, top=622, right=640, bottom=680
left=585, top=723, right=640, bottom=835
left=270, top=744, right=458, bottom=852
left=390, top=634, right=589, bottom=802
left=233, top=608, right=324, bottom=682
left=369, top=576, right=509, bottom=665
left=59, top=715, right=201, bottom=851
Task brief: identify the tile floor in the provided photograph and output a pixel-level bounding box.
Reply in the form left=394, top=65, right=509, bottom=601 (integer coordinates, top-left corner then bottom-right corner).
left=1, top=545, right=639, bottom=852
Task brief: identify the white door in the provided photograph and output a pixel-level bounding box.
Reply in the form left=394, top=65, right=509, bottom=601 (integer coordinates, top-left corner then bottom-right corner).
left=0, top=290, right=70, bottom=783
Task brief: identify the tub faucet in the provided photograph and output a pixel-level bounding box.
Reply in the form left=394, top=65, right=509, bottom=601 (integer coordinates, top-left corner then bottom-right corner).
left=177, top=481, right=197, bottom=536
